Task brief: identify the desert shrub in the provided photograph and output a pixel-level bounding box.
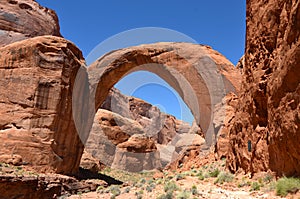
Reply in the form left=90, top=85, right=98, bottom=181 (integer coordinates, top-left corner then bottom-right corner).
left=209, top=168, right=220, bottom=177
left=214, top=171, right=234, bottom=184
left=164, top=181, right=178, bottom=192
left=198, top=173, right=205, bottom=181
left=176, top=190, right=191, bottom=199
left=263, top=173, right=273, bottom=183
left=250, top=181, right=261, bottom=191
left=191, top=185, right=198, bottom=195
left=237, top=179, right=251, bottom=188
left=146, top=185, right=153, bottom=192
left=175, top=173, right=185, bottom=181
left=276, top=177, right=300, bottom=197
left=156, top=179, right=163, bottom=184
left=190, top=169, right=198, bottom=176
left=96, top=185, right=105, bottom=193
left=135, top=190, right=143, bottom=199
left=109, top=185, right=121, bottom=196
left=157, top=191, right=173, bottom=199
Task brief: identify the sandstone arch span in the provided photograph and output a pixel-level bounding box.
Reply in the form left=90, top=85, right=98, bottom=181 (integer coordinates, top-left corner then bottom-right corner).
left=74, top=42, right=241, bottom=147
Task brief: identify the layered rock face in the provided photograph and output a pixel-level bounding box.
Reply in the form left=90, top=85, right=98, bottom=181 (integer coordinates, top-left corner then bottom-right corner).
left=0, top=0, right=87, bottom=175
left=84, top=88, right=204, bottom=172
left=227, top=0, right=300, bottom=176
left=0, top=36, right=86, bottom=174
left=0, top=0, right=61, bottom=47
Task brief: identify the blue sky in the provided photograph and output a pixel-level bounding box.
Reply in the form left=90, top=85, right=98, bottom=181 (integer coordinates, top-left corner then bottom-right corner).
left=36, top=0, right=246, bottom=124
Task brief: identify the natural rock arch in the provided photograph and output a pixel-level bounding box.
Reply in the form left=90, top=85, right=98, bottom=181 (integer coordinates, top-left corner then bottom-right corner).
left=74, top=42, right=241, bottom=148
left=0, top=38, right=240, bottom=175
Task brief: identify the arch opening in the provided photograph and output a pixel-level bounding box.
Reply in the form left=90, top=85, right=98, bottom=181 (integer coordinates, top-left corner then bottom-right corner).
left=85, top=70, right=204, bottom=172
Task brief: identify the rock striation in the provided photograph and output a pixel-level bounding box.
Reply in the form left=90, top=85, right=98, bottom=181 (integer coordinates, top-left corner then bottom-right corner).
left=227, top=0, right=300, bottom=176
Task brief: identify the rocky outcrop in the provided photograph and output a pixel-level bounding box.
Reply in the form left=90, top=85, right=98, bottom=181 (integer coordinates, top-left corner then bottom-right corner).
left=0, top=0, right=61, bottom=47
left=227, top=0, right=300, bottom=176
left=84, top=88, right=203, bottom=172
left=0, top=173, right=107, bottom=198
left=0, top=36, right=87, bottom=174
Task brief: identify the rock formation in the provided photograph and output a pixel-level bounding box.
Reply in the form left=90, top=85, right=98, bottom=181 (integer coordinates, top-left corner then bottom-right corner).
left=0, top=0, right=241, bottom=175
left=214, top=92, right=238, bottom=159
left=0, top=36, right=87, bottom=174
left=84, top=88, right=204, bottom=172
left=0, top=0, right=61, bottom=47
left=227, top=0, right=300, bottom=176
left=86, top=42, right=241, bottom=149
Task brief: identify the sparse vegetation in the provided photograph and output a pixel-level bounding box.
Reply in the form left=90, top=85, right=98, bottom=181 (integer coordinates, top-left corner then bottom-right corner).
left=214, top=171, right=234, bottom=184
left=209, top=168, right=220, bottom=177
left=276, top=177, right=300, bottom=197
left=250, top=181, right=261, bottom=191
left=198, top=173, right=205, bottom=181
left=191, top=185, right=198, bottom=195
left=109, top=185, right=121, bottom=197
left=164, top=180, right=178, bottom=193
left=175, top=173, right=185, bottom=181
left=176, top=190, right=191, bottom=199
left=237, top=178, right=251, bottom=188
left=53, top=161, right=300, bottom=198
left=157, top=191, right=173, bottom=199
left=263, top=173, right=273, bottom=183
left=96, top=185, right=105, bottom=193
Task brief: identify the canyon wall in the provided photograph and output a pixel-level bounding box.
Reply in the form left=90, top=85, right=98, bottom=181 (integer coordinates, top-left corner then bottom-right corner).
left=227, top=0, right=300, bottom=176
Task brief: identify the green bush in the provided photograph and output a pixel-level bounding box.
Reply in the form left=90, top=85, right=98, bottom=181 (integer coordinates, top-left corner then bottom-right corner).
left=209, top=168, right=220, bottom=177
left=164, top=181, right=178, bottom=192
left=157, top=191, right=173, bottom=199
left=198, top=174, right=205, bottom=181
left=214, top=171, right=234, bottom=184
left=276, top=177, right=300, bottom=197
left=250, top=181, right=261, bottom=191
left=191, top=185, right=198, bottom=195
left=176, top=190, right=191, bottom=199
